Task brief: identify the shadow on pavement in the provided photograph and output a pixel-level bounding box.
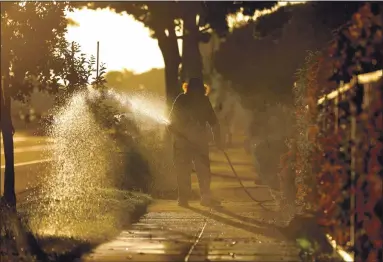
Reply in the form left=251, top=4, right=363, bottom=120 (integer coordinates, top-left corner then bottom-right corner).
left=212, top=186, right=276, bottom=205
left=37, top=236, right=96, bottom=262
left=186, top=206, right=282, bottom=239
left=213, top=205, right=334, bottom=254
left=188, top=206, right=337, bottom=260
left=212, top=206, right=277, bottom=226
left=212, top=205, right=336, bottom=257
left=211, top=159, right=254, bottom=167
left=210, top=172, right=258, bottom=182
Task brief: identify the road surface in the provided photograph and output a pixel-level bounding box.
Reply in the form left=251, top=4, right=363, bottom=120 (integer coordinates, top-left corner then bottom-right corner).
left=0, top=132, right=52, bottom=196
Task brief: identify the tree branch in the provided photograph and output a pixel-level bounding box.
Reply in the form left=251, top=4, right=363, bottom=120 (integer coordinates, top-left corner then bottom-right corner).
left=176, top=26, right=211, bottom=39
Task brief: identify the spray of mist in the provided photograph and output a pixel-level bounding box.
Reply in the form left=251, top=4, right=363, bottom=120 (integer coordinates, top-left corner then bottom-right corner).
left=103, top=88, right=174, bottom=193
left=23, top=87, right=172, bottom=240
left=26, top=91, right=124, bottom=240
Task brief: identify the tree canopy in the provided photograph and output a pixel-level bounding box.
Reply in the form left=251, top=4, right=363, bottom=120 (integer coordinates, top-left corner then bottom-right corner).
left=1, top=1, right=108, bottom=103
left=328, top=2, right=383, bottom=83
left=1, top=2, right=68, bottom=101
left=77, top=1, right=278, bottom=40
left=213, top=2, right=366, bottom=109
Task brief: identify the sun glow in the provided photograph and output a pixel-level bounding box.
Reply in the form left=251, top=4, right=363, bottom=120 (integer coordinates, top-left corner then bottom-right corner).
left=65, top=8, right=165, bottom=74
left=227, top=1, right=306, bottom=29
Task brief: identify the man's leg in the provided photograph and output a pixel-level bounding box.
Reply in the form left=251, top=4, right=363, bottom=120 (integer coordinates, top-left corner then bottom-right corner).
left=253, top=141, right=268, bottom=185
left=174, top=145, right=193, bottom=206
left=220, top=123, right=228, bottom=148
left=251, top=147, right=262, bottom=184
left=227, top=132, right=233, bottom=147
left=193, top=146, right=221, bottom=207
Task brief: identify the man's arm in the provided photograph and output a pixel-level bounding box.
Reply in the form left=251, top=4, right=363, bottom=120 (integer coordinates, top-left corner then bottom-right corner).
left=167, top=93, right=184, bottom=133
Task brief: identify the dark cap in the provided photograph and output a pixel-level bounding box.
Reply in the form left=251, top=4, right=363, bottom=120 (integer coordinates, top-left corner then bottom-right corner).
left=188, top=78, right=205, bottom=94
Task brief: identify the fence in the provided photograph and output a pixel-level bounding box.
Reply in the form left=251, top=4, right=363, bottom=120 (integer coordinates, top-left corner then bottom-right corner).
left=316, top=70, right=383, bottom=261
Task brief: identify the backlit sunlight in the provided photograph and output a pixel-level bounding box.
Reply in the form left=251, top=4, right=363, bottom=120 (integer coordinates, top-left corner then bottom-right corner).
left=227, top=1, right=306, bottom=28
left=65, top=8, right=165, bottom=74
left=65, top=2, right=306, bottom=74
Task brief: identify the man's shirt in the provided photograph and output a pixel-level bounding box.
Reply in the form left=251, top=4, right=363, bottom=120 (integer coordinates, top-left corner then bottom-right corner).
left=169, top=93, right=218, bottom=148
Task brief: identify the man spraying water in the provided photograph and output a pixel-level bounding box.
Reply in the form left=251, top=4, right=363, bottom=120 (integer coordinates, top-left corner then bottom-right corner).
left=168, top=78, right=223, bottom=207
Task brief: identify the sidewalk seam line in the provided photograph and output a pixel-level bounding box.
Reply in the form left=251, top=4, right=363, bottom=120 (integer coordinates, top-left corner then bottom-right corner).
left=184, top=218, right=208, bottom=262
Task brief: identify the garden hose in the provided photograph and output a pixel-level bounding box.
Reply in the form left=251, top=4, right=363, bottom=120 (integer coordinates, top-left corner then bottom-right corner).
left=219, top=148, right=276, bottom=207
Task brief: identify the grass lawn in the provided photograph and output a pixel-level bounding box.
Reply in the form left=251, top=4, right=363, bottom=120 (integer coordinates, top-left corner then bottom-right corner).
left=1, top=188, right=151, bottom=261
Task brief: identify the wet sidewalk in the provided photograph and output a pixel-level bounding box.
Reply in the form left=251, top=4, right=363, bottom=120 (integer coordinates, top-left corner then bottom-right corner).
left=82, top=198, right=299, bottom=261
left=82, top=142, right=300, bottom=262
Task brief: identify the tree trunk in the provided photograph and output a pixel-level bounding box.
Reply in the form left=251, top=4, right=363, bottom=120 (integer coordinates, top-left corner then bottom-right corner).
left=157, top=28, right=181, bottom=109
left=1, top=76, right=16, bottom=208
left=155, top=27, right=181, bottom=198
left=181, top=10, right=204, bottom=82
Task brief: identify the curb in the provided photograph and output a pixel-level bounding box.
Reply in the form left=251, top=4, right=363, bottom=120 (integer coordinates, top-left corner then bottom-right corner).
left=277, top=213, right=345, bottom=261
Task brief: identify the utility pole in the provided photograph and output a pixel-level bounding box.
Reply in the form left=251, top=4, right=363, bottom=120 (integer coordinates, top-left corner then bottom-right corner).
left=1, top=0, right=3, bottom=195
left=96, top=41, right=100, bottom=79
left=95, top=41, right=100, bottom=89
left=1, top=77, right=3, bottom=196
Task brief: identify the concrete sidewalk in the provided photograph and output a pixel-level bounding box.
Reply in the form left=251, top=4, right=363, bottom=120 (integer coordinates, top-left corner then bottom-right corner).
left=82, top=144, right=300, bottom=262
left=82, top=189, right=299, bottom=261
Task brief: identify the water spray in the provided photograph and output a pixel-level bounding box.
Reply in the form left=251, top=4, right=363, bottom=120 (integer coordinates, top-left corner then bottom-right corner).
left=87, top=86, right=170, bottom=129
left=28, top=90, right=125, bottom=240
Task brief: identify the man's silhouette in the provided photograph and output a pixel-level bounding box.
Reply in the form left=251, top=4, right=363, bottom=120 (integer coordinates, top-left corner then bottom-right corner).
left=169, top=78, right=222, bottom=207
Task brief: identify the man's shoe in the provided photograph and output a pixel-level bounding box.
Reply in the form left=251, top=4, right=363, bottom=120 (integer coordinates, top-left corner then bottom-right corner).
left=200, top=197, right=221, bottom=207
left=178, top=200, right=189, bottom=207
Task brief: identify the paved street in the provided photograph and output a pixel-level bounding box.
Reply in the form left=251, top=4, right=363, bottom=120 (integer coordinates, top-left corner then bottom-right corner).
left=0, top=132, right=52, bottom=196
left=82, top=141, right=300, bottom=262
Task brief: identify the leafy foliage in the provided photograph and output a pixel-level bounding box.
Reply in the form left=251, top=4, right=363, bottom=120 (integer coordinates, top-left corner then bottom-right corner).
left=202, top=1, right=277, bottom=37
left=213, top=2, right=366, bottom=110
left=314, top=75, right=383, bottom=262
left=1, top=1, right=106, bottom=104
left=82, top=60, right=117, bottom=131
left=329, top=3, right=383, bottom=84
left=285, top=3, right=383, bottom=261
left=214, top=3, right=316, bottom=108
left=57, top=42, right=106, bottom=95
left=1, top=1, right=70, bottom=101
left=280, top=51, right=323, bottom=209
